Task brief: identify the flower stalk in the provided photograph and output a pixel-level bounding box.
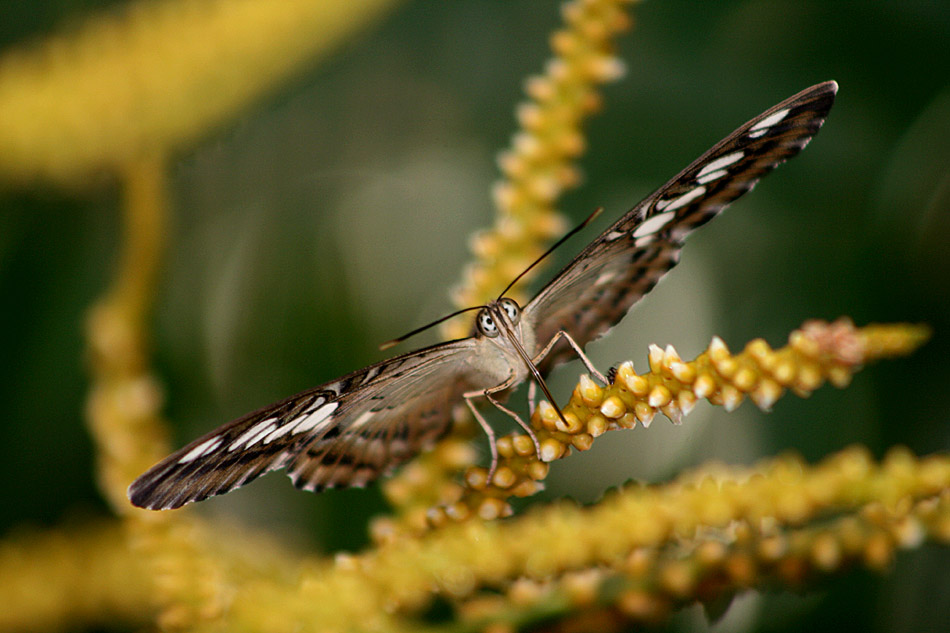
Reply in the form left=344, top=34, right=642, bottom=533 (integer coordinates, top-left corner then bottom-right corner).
left=398, top=319, right=931, bottom=528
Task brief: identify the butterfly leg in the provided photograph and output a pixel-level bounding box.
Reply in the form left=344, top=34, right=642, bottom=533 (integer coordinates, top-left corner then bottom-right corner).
left=533, top=330, right=608, bottom=384
left=484, top=391, right=542, bottom=461
left=526, top=380, right=537, bottom=416
left=464, top=396, right=499, bottom=482
left=464, top=373, right=544, bottom=480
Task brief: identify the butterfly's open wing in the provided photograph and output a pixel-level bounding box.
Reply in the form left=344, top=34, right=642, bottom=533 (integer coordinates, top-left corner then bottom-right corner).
left=128, top=338, right=479, bottom=510
left=522, top=81, right=837, bottom=373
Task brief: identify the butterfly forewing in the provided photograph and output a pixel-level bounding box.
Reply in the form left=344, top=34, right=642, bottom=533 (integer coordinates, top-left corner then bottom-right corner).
left=523, top=81, right=837, bottom=373
left=128, top=339, right=479, bottom=509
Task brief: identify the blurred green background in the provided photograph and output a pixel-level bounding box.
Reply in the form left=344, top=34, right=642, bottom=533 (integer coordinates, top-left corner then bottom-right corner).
left=1, top=1, right=947, bottom=631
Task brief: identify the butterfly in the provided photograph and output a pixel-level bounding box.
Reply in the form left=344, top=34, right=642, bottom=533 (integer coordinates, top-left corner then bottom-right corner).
left=129, top=81, right=838, bottom=510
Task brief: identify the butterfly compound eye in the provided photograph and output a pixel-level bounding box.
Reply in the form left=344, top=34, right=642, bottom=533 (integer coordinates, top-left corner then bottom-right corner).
left=477, top=309, right=499, bottom=338
left=500, top=298, right=520, bottom=324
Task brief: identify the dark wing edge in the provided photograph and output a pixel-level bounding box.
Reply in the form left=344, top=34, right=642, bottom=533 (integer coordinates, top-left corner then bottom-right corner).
left=524, top=81, right=838, bottom=373
left=127, top=339, right=476, bottom=510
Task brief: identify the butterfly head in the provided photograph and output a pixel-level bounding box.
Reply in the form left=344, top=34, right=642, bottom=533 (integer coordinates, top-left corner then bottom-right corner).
left=476, top=298, right=521, bottom=339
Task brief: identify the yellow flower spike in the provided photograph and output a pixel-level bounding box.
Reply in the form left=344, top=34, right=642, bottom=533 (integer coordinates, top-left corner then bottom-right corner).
left=561, top=569, right=603, bottom=606
left=658, top=560, right=695, bottom=598
left=661, top=402, right=683, bottom=425
left=578, top=373, right=605, bottom=406
left=496, top=435, right=516, bottom=459
left=692, top=372, right=718, bottom=399
left=772, top=357, right=799, bottom=385
left=572, top=433, right=595, bottom=451
left=464, top=467, right=490, bottom=491
left=720, top=384, right=744, bottom=412
left=625, top=371, right=652, bottom=396
left=0, top=0, right=401, bottom=187
left=732, top=366, right=759, bottom=392
left=789, top=329, right=822, bottom=358
left=634, top=402, right=656, bottom=427
left=541, top=437, right=568, bottom=462
left=750, top=378, right=783, bottom=411
left=660, top=343, right=677, bottom=363
left=492, top=467, right=518, bottom=489
left=587, top=414, right=608, bottom=437
left=827, top=365, right=854, bottom=388
left=647, top=344, right=665, bottom=373
left=617, top=412, right=638, bottom=429
left=714, top=354, right=740, bottom=380
left=670, top=359, right=696, bottom=383
left=443, top=0, right=634, bottom=340
left=677, top=390, right=697, bottom=416
left=429, top=321, right=930, bottom=525
left=863, top=532, right=896, bottom=570
left=794, top=361, right=824, bottom=392
left=810, top=533, right=843, bottom=571
left=513, top=434, right=538, bottom=457
left=528, top=461, right=551, bottom=481
left=647, top=384, right=672, bottom=408
left=0, top=522, right=153, bottom=632
left=512, top=479, right=543, bottom=498
left=509, top=577, right=548, bottom=606
left=758, top=534, right=789, bottom=562
left=600, top=395, right=627, bottom=418
left=538, top=399, right=562, bottom=431
left=708, top=335, right=730, bottom=360
left=614, top=359, right=636, bottom=381
left=745, top=337, right=773, bottom=361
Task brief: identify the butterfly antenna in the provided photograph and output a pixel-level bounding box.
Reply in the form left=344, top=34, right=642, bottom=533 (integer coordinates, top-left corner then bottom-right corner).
left=497, top=206, right=604, bottom=300
left=379, top=305, right=485, bottom=351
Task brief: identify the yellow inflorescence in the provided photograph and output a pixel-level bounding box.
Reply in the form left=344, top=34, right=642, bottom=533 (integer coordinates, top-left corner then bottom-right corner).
left=0, top=523, right=152, bottom=632
left=428, top=319, right=931, bottom=525
left=443, top=0, right=635, bottom=338
left=281, top=448, right=950, bottom=631
left=0, top=0, right=399, bottom=186
left=4, top=449, right=946, bottom=631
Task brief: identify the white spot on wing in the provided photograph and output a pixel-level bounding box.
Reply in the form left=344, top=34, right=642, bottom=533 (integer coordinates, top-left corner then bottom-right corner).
left=604, top=230, right=625, bottom=242
left=632, top=210, right=676, bottom=238
left=748, top=107, right=789, bottom=138
left=243, top=421, right=277, bottom=448
left=360, top=366, right=382, bottom=385
left=595, top=270, right=619, bottom=287
left=178, top=437, right=223, bottom=463
left=696, top=151, right=744, bottom=179
left=293, top=401, right=339, bottom=434
left=351, top=410, right=375, bottom=429
left=663, top=185, right=707, bottom=212
left=229, top=418, right=277, bottom=451
left=263, top=420, right=296, bottom=444
left=696, top=169, right=728, bottom=184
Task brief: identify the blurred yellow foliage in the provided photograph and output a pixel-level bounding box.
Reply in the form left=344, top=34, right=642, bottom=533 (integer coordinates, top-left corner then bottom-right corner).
left=0, top=0, right=399, bottom=186
left=445, top=0, right=634, bottom=338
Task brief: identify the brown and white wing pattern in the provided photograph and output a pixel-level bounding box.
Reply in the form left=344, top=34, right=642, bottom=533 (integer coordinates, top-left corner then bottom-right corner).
left=128, top=338, right=479, bottom=510
left=523, top=81, right=837, bottom=373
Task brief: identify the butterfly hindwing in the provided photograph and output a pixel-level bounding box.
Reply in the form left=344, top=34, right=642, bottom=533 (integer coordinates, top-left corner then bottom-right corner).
left=127, top=339, right=478, bottom=509
left=523, top=81, right=837, bottom=373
